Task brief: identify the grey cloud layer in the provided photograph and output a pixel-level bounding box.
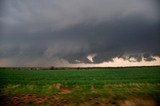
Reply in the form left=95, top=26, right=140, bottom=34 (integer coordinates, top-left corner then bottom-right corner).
left=0, top=0, right=160, bottom=66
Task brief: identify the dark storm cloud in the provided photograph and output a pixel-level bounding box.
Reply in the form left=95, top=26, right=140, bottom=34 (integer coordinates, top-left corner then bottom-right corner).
left=0, top=0, right=160, bottom=66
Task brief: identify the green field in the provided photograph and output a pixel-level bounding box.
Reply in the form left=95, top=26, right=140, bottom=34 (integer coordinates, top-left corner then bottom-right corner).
left=0, top=67, right=160, bottom=105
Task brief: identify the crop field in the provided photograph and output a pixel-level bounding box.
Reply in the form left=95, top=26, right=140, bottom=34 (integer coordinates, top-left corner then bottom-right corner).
left=0, top=67, right=160, bottom=106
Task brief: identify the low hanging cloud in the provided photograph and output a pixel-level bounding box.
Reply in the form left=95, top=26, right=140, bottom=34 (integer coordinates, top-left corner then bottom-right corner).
left=67, top=56, right=160, bottom=67
left=0, top=0, right=160, bottom=67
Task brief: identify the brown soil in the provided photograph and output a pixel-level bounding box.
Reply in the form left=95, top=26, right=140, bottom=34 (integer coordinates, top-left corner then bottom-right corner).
left=59, top=86, right=80, bottom=94
left=0, top=94, right=158, bottom=106
left=120, top=97, right=157, bottom=106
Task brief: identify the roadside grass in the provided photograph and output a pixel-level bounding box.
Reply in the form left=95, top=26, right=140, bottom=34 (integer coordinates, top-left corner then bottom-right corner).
left=1, top=83, right=160, bottom=97
left=1, top=83, right=159, bottom=105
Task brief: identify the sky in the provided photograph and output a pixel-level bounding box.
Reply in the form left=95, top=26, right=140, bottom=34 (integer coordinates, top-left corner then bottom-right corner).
left=0, top=0, right=160, bottom=67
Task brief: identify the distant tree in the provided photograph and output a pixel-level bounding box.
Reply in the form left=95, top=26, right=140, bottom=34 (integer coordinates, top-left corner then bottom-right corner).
left=50, top=66, right=55, bottom=70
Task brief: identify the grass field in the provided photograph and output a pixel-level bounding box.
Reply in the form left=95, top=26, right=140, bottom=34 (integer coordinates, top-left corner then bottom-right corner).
left=0, top=67, right=160, bottom=105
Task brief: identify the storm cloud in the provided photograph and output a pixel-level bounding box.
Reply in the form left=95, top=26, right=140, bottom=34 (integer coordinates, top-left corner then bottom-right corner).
left=0, top=0, right=160, bottom=67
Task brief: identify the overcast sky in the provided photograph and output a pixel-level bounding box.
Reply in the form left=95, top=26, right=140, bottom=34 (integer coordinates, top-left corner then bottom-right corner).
left=0, top=0, right=160, bottom=67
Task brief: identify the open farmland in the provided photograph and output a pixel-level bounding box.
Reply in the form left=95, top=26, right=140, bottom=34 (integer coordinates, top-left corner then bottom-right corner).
left=0, top=67, right=160, bottom=106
